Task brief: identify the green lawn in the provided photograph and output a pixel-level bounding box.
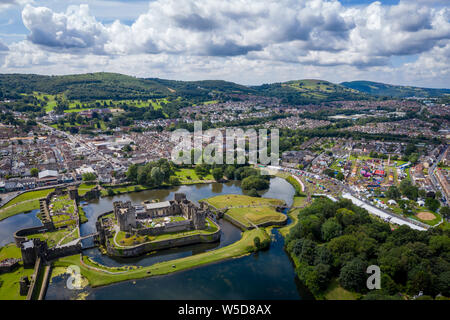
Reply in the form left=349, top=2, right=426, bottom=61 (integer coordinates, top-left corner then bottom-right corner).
left=226, top=207, right=286, bottom=228
left=322, top=278, right=361, bottom=300
left=0, top=244, right=34, bottom=300
left=204, top=194, right=286, bottom=228
left=204, top=194, right=284, bottom=209
left=174, top=168, right=213, bottom=183
left=0, top=200, right=41, bottom=221
left=53, top=228, right=270, bottom=288
left=1, top=188, right=55, bottom=210
left=78, top=183, right=96, bottom=196
left=0, top=188, right=56, bottom=220
left=28, top=229, right=72, bottom=248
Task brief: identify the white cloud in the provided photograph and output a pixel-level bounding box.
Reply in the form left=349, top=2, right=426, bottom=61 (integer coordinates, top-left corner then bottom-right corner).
left=0, top=0, right=32, bottom=12
left=0, top=0, right=448, bottom=88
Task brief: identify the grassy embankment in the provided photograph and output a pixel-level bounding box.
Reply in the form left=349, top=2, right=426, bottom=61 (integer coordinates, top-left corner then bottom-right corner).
left=0, top=188, right=55, bottom=221
left=78, top=183, right=97, bottom=197
left=52, top=228, right=269, bottom=288
left=0, top=244, right=35, bottom=300
left=203, top=194, right=286, bottom=228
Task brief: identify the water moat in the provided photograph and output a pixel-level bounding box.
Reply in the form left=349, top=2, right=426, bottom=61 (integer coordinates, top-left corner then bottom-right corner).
left=1, top=177, right=313, bottom=300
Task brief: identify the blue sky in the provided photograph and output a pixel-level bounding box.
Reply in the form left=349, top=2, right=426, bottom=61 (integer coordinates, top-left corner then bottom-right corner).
left=0, top=0, right=449, bottom=88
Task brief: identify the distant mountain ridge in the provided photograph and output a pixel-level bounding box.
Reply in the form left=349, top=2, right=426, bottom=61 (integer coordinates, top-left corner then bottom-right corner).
left=341, top=80, right=450, bottom=98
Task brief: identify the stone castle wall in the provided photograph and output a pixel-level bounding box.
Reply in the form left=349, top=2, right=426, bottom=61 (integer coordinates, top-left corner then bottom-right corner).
left=105, top=225, right=221, bottom=257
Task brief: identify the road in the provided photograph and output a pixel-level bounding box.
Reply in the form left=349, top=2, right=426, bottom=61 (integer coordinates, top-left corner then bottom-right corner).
left=429, top=145, right=448, bottom=204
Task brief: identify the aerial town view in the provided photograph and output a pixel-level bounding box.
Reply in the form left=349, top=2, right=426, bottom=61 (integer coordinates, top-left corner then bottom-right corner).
left=0, top=0, right=449, bottom=314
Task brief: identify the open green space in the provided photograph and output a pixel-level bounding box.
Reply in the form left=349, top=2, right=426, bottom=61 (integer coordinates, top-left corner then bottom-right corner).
left=204, top=194, right=286, bottom=228
left=174, top=168, right=214, bottom=183
left=1, top=188, right=55, bottom=210
left=204, top=194, right=284, bottom=209
left=0, top=188, right=55, bottom=221
left=78, top=183, right=96, bottom=196
left=0, top=244, right=34, bottom=300
left=28, top=228, right=73, bottom=248
left=53, top=228, right=270, bottom=288
left=321, top=278, right=361, bottom=300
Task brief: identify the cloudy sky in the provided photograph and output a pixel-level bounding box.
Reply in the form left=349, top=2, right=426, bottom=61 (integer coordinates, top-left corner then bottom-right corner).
left=0, top=0, right=449, bottom=88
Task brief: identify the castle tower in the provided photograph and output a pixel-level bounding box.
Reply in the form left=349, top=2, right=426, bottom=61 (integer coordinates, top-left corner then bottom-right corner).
left=192, top=210, right=207, bottom=230
left=114, top=201, right=136, bottom=232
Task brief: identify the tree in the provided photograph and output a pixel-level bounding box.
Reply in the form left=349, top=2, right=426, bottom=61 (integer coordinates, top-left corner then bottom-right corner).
left=169, top=176, right=181, bottom=186
left=30, top=168, right=39, bottom=177
left=82, top=172, right=97, bottom=181
left=212, top=168, right=223, bottom=182
left=339, top=258, right=368, bottom=293
left=425, top=197, right=440, bottom=212
left=299, top=239, right=317, bottom=265
left=150, top=167, right=164, bottom=186
left=336, top=172, right=345, bottom=181
left=126, top=164, right=138, bottom=183
left=254, top=236, right=261, bottom=249
left=440, top=206, right=450, bottom=220
left=385, top=186, right=401, bottom=200
left=224, top=166, right=236, bottom=180
left=321, top=218, right=342, bottom=242
left=241, top=176, right=269, bottom=191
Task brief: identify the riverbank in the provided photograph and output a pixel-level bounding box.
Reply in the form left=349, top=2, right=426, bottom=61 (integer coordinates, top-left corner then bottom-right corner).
left=0, top=188, right=55, bottom=221
left=52, top=227, right=270, bottom=288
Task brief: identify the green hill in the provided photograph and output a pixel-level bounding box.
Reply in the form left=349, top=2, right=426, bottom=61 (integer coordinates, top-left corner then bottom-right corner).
left=252, top=79, right=369, bottom=105
left=0, top=72, right=254, bottom=102
left=341, top=81, right=450, bottom=98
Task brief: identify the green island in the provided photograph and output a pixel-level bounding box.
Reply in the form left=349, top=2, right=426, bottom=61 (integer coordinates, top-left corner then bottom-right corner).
left=202, top=194, right=287, bottom=228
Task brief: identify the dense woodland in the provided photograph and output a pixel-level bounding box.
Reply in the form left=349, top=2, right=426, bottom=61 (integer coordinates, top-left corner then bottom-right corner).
left=286, top=197, right=450, bottom=300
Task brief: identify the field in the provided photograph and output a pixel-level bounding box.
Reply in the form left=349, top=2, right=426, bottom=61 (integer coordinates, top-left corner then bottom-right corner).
left=53, top=228, right=270, bottom=288
left=322, top=278, right=360, bottom=300
left=28, top=229, right=73, bottom=248
left=174, top=168, right=214, bottom=183
left=0, top=188, right=55, bottom=221
left=204, top=194, right=284, bottom=209
left=78, top=183, right=97, bottom=196
left=0, top=244, right=34, bottom=300
left=204, top=194, right=286, bottom=228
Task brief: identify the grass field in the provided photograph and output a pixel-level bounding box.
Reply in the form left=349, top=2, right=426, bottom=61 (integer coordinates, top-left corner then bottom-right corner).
left=28, top=228, right=73, bottom=248
left=322, top=278, right=360, bottom=300
left=0, top=188, right=55, bottom=221
left=1, top=189, right=55, bottom=210
left=174, top=168, right=213, bottom=183
left=0, top=244, right=34, bottom=300
left=53, top=228, right=270, bottom=288
left=78, top=183, right=96, bottom=197
left=204, top=194, right=286, bottom=228
left=226, top=207, right=286, bottom=228
left=204, top=194, right=284, bottom=209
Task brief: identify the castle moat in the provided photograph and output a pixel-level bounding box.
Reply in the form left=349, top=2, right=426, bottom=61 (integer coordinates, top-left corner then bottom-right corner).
left=1, top=177, right=311, bottom=300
